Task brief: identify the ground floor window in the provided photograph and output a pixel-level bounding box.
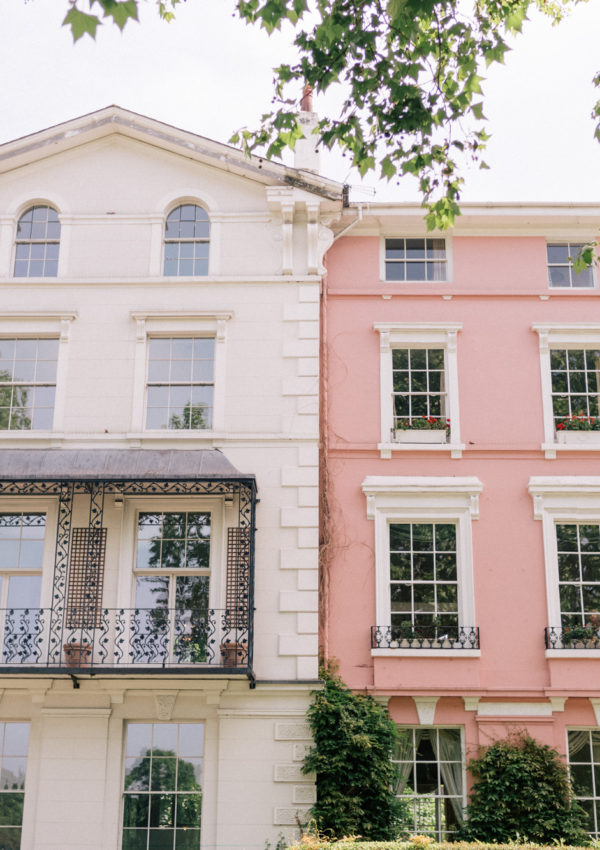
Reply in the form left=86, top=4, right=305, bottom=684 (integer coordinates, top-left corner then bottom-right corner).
left=122, top=722, right=204, bottom=849
left=394, top=727, right=464, bottom=840
left=0, top=722, right=29, bottom=848
left=568, top=729, right=600, bottom=837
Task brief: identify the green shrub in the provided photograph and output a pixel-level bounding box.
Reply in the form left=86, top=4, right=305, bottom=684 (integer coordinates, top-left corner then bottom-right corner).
left=284, top=841, right=590, bottom=850
left=303, top=670, right=405, bottom=839
left=457, top=733, right=590, bottom=845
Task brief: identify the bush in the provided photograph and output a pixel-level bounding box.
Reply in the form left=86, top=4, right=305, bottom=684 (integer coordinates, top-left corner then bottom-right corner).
left=284, top=841, right=590, bottom=850
left=303, top=670, right=405, bottom=839
left=457, top=733, right=590, bottom=845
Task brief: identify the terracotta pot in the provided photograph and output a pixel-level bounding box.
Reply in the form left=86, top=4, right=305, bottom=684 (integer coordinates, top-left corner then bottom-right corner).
left=63, top=641, right=92, bottom=669
left=220, top=641, right=244, bottom=668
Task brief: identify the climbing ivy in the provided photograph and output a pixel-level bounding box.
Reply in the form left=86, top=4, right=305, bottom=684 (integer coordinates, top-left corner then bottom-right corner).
left=457, top=733, right=590, bottom=845
left=303, top=670, right=405, bottom=840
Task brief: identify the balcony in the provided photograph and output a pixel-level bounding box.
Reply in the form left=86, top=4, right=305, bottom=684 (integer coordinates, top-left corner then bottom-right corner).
left=371, top=624, right=480, bottom=650
left=0, top=448, right=256, bottom=679
left=0, top=607, right=248, bottom=672
left=545, top=626, right=600, bottom=650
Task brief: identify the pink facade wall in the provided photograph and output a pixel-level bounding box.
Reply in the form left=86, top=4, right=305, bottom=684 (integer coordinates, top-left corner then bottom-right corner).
left=324, top=230, right=600, bottom=762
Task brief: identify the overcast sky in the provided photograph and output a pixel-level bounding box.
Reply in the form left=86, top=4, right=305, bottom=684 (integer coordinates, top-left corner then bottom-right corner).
left=1, top=0, right=599, bottom=203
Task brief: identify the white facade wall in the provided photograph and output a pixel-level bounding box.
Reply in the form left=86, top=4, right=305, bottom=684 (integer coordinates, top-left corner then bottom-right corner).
left=0, top=111, right=340, bottom=849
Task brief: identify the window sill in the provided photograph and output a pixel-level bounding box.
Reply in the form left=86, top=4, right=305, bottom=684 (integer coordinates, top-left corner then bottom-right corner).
left=378, top=442, right=464, bottom=459
left=543, top=440, right=600, bottom=459
left=546, top=649, right=600, bottom=659
left=372, top=648, right=480, bottom=658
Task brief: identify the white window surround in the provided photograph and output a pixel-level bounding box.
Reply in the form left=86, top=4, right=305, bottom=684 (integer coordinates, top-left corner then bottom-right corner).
left=0, top=312, right=76, bottom=439
left=117, top=496, right=227, bottom=613
left=529, top=476, right=600, bottom=657
left=129, top=311, right=231, bottom=438
left=0, top=497, right=59, bottom=611
left=546, top=241, right=598, bottom=290
left=362, top=476, right=482, bottom=657
left=375, top=323, right=464, bottom=459
left=533, top=324, right=600, bottom=458
left=379, top=236, right=454, bottom=284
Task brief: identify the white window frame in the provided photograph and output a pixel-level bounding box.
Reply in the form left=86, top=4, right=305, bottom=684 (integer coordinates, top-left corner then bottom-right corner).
left=129, top=312, right=232, bottom=438
left=363, top=476, right=482, bottom=657
left=0, top=313, right=75, bottom=440
left=117, top=496, right=227, bottom=615
left=529, top=476, right=600, bottom=657
left=394, top=725, right=466, bottom=840
left=546, top=241, right=598, bottom=290
left=533, top=324, right=600, bottom=458
left=380, top=236, right=453, bottom=284
left=375, top=323, right=463, bottom=459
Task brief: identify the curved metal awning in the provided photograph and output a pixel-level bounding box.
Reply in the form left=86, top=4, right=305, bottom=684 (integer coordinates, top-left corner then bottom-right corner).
left=0, top=448, right=255, bottom=484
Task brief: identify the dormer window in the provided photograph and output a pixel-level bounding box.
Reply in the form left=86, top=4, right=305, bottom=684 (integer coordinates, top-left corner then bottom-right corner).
left=14, top=206, right=60, bottom=278
left=164, top=204, right=210, bottom=276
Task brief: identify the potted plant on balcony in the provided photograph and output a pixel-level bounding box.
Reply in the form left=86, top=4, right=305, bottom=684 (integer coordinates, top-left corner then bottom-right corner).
left=394, top=416, right=450, bottom=444
left=63, top=638, right=92, bottom=668
left=561, top=624, right=599, bottom=648
left=556, top=413, right=600, bottom=445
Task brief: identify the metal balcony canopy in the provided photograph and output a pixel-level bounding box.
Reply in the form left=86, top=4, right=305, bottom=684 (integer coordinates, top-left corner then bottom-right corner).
left=0, top=448, right=254, bottom=483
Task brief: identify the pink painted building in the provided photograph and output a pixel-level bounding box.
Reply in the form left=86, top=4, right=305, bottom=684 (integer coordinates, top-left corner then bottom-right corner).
left=323, top=204, right=600, bottom=838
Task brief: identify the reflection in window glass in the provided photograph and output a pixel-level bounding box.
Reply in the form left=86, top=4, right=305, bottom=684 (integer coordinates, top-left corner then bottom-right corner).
left=14, top=206, right=60, bottom=278
left=550, top=349, right=600, bottom=426
left=122, top=722, right=204, bottom=850
left=394, top=727, right=463, bottom=840
left=568, top=729, right=600, bottom=838
left=547, top=244, right=595, bottom=288
left=389, top=523, right=458, bottom=638
left=0, top=514, right=44, bottom=664
left=164, top=205, right=210, bottom=277
left=392, top=348, right=446, bottom=428
left=0, top=722, right=30, bottom=848
left=556, top=524, right=600, bottom=630
left=0, top=338, right=59, bottom=431
left=146, top=338, right=214, bottom=431
left=134, top=513, right=211, bottom=665
left=385, top=239, right=447, bottom=282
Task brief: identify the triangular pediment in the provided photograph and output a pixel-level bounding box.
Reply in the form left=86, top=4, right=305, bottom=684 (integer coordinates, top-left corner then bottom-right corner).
left=0, top=105, right=343, bottom=202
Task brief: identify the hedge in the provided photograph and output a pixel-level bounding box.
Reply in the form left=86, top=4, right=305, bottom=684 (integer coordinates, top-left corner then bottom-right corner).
left=285, top=841, right=591, bottom=850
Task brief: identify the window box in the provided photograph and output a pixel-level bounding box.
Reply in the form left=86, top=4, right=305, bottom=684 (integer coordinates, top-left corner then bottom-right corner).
left=556, top=431, right=600, bottom=445
left=394, top=429, right=447, bottom=444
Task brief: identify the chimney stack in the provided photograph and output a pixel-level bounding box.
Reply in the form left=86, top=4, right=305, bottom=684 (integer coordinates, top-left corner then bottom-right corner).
left=294, top=84, right=320, bottom=174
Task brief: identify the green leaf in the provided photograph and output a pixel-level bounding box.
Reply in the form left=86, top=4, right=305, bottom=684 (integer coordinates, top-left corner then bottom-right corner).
left=63, top=8, right=101, bottom=41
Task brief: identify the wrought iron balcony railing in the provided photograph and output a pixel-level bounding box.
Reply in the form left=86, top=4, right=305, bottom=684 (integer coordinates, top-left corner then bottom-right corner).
left=371, top=625, right=480, bottom=650
left=545, top=626, right=600, bottom=650
left=0, top=607, right=249, bottom=672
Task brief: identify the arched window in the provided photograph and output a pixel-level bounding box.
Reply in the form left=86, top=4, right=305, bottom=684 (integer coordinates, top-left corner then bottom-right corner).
left=14, top=205, right=61, bottom=278
left=164, top=204, right=210, bottom=276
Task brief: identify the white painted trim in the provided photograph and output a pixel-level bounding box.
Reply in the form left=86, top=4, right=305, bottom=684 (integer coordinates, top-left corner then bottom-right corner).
left=477, top=702, right=555, bottom=717
left=590, top=699, right=600, bottom=725
left=118, top=495, right=226, bottom=613
left=413, top=697, right=439, bottom=725
left=129, top=312, right=231, bottom=433
left=372, top=649, right=481, bottom=658
left=362, top=476, right=482, bottom=641
left=528, top=477, right=600, bottom=629
left=532, top=324, right=600, bottom=453
left=0, top=313, right=76, bottom=434
left=463, top=697, right=480, bottom=711
left=374, top=323, right=463, bottom=452
left=379, top=235, right=454, bottom=283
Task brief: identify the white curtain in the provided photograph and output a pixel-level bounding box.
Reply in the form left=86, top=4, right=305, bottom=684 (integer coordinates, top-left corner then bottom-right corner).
left=394, top=729, right=422, bottom=796
left=430, top=730, right=464, bottom=825
left=567, top=730, right=591, bottom=760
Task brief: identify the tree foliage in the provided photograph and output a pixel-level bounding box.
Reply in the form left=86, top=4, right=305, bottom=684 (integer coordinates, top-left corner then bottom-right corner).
left=60, top=0, right=596, bottom=229
left=303, top=670, right=404, bottom=840
left=457, top=733, right=590, bottom=846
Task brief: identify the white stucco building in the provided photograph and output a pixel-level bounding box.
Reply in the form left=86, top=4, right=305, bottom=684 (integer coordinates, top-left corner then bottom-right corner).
left=0, top=106, right=342, bottom=850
